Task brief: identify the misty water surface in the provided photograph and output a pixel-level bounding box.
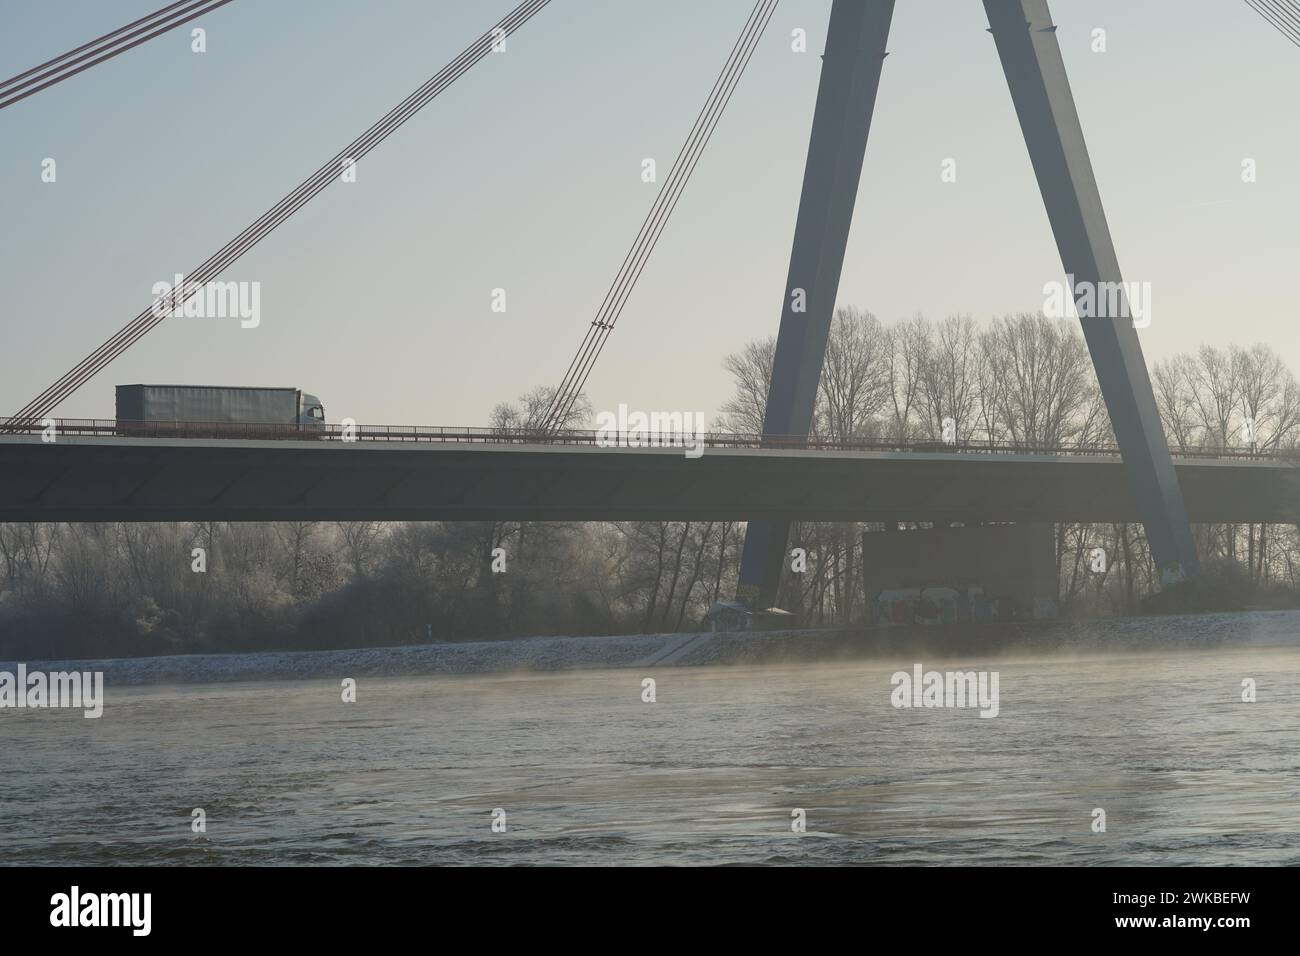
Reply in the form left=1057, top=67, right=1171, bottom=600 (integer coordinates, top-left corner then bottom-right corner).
left=2, top=647, right=1298, bottom=865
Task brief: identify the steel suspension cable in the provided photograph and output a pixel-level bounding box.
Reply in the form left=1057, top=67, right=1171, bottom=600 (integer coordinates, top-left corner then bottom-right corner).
left=541, top=0, right=779, bottom=433
left=0, top=0, right=235, bottom=111
left=11, top=0, right=553, bottom=425
left=1244, top=0, right=1300, bottom=47
left=33, top=2, right=536, bottom=415
left=543, top=0, right=772, bottom=430
left=1257, top=0, right=1300, bottom=34
left=1, top=0, right=194, bottom=90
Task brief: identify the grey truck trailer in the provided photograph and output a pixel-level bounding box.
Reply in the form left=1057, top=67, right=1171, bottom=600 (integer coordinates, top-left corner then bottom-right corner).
left=115, top=385, right=326, bottom=435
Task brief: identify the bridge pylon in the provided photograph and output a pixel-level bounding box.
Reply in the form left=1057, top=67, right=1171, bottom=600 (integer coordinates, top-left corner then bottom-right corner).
left=737, top=0, right=1199, bottom=610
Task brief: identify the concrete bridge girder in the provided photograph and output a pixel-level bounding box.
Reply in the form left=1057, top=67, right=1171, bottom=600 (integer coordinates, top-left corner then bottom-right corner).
left=1, top=438, right=1296, bottom=526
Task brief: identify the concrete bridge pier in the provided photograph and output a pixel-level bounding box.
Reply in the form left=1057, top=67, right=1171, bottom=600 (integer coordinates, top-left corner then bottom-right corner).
left=862, top=524, right=1059, bottom=625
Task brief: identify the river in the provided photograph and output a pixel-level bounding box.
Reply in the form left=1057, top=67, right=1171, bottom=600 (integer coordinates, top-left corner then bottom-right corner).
left=2, top=644, right=1297, bottom=865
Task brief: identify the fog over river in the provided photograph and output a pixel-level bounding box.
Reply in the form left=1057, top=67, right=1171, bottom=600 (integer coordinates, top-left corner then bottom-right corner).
left=3, top=633, right=1297, bottom=865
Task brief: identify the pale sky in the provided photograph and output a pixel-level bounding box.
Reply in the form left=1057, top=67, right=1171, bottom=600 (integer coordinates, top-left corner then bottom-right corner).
left=2, top=0, right=1298, bottom=426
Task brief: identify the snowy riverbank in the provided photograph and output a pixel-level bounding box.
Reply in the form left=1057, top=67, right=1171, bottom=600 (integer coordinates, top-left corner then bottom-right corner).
left=5, top=608, right=1299, bottom=686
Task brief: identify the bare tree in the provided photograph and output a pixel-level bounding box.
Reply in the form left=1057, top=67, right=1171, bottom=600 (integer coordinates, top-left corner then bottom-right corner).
left=886, top=314, right=930, bottom=442
left=973, top=336, right=1008, bottom=443
left=335, top=522, right=388, bottom=578
left=275, top=522, right=320, bottom=598
left=817, top=307, right=890, bottom=440
left=982, top=313, right=1093, bottom=447
left=1153, top=355, right=1198, bottom=451
left=491, top=385, right=592, bottom=433
left=919, top=314, right=979, bottom=442
left=1186, top=345, right=1239, bottom=448
left=718, top=337, right=776, bottom=433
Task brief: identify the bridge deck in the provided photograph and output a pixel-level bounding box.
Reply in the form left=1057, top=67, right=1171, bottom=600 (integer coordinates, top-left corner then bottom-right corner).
left=1, top=432, right=1295, bottom=524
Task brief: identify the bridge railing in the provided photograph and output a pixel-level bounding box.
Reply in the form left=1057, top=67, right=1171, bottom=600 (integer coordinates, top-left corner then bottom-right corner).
left=1, top=418, right=1296, bottom=462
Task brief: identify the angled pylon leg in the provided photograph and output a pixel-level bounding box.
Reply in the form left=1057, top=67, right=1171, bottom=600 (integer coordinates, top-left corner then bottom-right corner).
left=984, top=0, right=1199, bottom=582
left=736, top=0, right=896, bottom=608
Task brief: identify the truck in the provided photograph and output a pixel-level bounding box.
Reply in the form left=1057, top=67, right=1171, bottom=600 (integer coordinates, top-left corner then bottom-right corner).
left=115, top=384, right=326, bottom=435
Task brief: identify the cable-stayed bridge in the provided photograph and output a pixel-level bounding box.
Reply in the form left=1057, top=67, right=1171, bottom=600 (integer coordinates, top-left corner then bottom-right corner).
left=5, top=0, right=1297, bottom=605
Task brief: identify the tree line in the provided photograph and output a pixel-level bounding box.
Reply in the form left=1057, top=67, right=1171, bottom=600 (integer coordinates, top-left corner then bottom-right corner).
left=3, top=309, right=1298, bottom=658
